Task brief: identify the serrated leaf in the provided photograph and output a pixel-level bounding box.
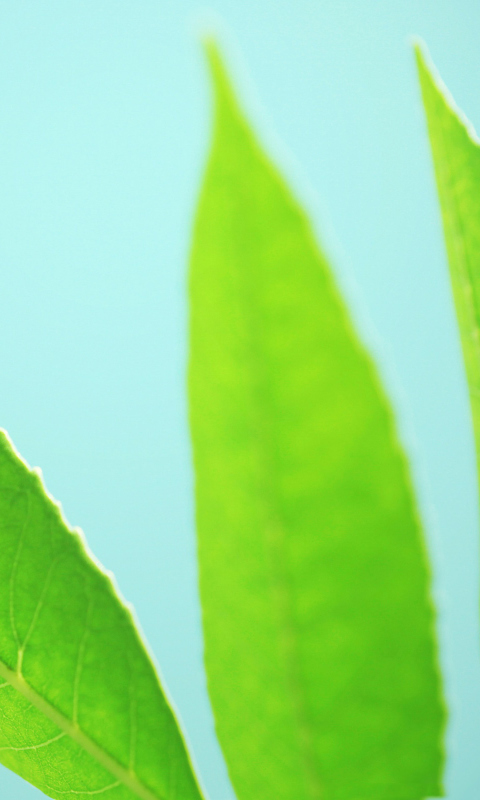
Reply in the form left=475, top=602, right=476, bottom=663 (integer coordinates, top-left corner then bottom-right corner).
left=188, top=41, right=446, bottom=800
left=0, top=430, right=203, bottom=800
left=416, top=43, right=480, bottom=481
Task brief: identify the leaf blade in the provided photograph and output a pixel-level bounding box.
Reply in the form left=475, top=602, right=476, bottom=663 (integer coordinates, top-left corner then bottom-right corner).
left=189, top=41, right=446, bottom=800
left=416, top=42, right=480, bottom=479
left=0, top=430, right=203, bottom=800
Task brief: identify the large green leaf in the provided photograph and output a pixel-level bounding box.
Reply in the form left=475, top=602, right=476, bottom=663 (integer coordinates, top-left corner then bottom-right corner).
left=416, top=43, right=480, bottom=481
left=189, top=41, right=445, bottom=800
left=0, top=430, right=203, bottom=800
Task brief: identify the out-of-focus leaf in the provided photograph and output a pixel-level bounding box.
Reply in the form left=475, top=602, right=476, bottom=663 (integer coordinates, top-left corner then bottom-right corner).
left=188, top=41, right=445, bottom=800
left=0, top=430, right=203, bottom=800
left=416, top=42, right=480, bottom=478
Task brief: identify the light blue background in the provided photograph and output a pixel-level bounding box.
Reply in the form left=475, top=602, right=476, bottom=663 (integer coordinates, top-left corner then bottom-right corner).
left=0, top=1, right=478, bottom=798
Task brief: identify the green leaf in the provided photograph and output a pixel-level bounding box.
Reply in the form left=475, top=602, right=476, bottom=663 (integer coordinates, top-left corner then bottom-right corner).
left=416, top=43, right=480, bottom=482
left=0, top=430, right=203, bottom=800
left=188, top=41, right=446, bottom=800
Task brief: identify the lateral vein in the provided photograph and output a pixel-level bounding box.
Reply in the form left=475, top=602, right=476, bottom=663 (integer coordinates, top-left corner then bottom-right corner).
left=0, top=659, right=163, bottom=800
left=0, top=731, right=66, bottom=752
left=46, top=779, right=121, bottom=795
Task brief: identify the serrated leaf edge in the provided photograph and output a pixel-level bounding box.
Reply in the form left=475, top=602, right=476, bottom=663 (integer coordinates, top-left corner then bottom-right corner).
left=0, top=428, right=200, bottom=800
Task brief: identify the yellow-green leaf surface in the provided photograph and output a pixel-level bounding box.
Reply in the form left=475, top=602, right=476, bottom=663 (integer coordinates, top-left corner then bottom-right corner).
left=0, top=430, right=203, bottom=800
left=416, top=43, right=480, bottom=481
left=189, top=42, right=445, bottom=800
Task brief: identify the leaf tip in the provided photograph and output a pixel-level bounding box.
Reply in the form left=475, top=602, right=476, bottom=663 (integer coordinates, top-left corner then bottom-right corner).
left=412, top=36, right=439, bottom=96
left=414, top=38, right=480, bottom=147
left=411, top=35, right=428, bottom=69
left=201, top=36, right=223, bottom=90
left=200, top=36, right=243, bottom=128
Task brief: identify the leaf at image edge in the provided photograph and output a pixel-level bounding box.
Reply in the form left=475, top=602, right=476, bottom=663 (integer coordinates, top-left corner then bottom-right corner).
left=416, top=42, right=480, bottom=485
left=189, top=40, right=446, bottom=800
left=0, top=429, right=204, bottom=800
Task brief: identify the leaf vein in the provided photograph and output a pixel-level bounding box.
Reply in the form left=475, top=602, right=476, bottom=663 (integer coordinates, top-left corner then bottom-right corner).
left=0, top=731, right=66, bottom=752
left=46, top=780, right=121, bottom=796
left=18, top=543, right=67, bottom=673
left=9, top=492, right=31, bottom=650
left=0, top=659, right=163, bottom=800
left=73, top=590, right=94, bottom=725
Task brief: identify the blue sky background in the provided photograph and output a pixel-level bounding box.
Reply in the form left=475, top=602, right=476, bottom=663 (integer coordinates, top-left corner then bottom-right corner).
left=0, top=2, right=479, bottom=798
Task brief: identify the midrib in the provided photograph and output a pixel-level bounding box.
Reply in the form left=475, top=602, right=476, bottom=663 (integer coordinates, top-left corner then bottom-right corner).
left=239, top=174, right=322, bottom=799
left=0, top=659, right=161, bottom=800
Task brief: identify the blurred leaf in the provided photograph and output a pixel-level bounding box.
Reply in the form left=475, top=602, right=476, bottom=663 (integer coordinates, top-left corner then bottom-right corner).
left=416, top=43, right=480, bottom=480
left=0, top=430, right=203, bottom=800
left=189, top=41, right=445, bottom=800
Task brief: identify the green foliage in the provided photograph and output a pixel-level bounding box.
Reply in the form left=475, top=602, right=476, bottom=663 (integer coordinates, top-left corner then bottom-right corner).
left=416, top=43, right=480, bottom=482
left=0, top=431, right=203, bottom=800
left=0, top=34, right=462, bottom=800
left=188, top=41, right=445, bottom=800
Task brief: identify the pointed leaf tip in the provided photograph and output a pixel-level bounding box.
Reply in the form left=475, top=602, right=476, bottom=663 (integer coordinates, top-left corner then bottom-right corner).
left=201, top=40, right=246, bottom=130
left=190, top=35, right=446, bottom=800
left=417, top=43, right=480, bottom=493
